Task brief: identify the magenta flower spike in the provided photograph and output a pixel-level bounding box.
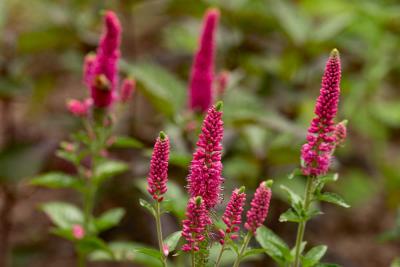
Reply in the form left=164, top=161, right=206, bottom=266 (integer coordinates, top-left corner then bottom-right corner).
left=147, top=132, right=170, bottom=202
left=181, top=196, right=212, bottom=252
left=220, top=186, right=246, bottom=243
left=188, top=8, right=219, bottom=112
left=83, top=52, right=96, bottom=88
left=301, top=49, right=341, bottom=177
left=244, top=180, right=272, bottom=235
left=120, top=77, right=136, bottom=103
left=187, top=102, right=224, bottom=209
left=334, top=120, right=347, bottom=147
left=67, top=99, right=92, bottom=117
left=90, top=11, right=122, bottom=108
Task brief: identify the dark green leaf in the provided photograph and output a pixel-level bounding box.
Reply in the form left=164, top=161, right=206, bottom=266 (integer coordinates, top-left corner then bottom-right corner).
left=302, top=245, right=327, bottom=267
left=317, top=192, right=350, bottom=208
left=256, top=226, right=292, bottom=265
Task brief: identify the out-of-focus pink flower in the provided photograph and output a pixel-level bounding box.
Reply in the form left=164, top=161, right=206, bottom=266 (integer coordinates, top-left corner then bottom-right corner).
left=301, top=49, right=341, bottom=177
left=334, top=120, right=347, bottom=147
left=72, top=224, right=85, bottom=239
left=120, top=77, right=136, bottom=103
left=181, top=196, right=211, bottom=252
left=245, top=181, right=272, bottom=235
left=67, top=98, right=92, bottom=117
left=83, top=53, right=96, bottom=88
left=215, top=70, right=229, bottom=96
left=162, top=244, right=169, bottom=257
left=147, top=132, right=170, bottom=202
left=188, top=8, right=219, bottom=112
left=90, top=11, right=121, bottom=108
left=187, top=102, right=224, bottom=209
left=220, top=187, right=246, bottom=243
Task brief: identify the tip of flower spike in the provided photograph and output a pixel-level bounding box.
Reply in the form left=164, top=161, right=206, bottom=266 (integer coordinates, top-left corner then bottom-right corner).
left=262, top=180, right=274, bottom=188
left=103, top=10, right=121, bottom=34
left=195, top=196, right=203, bottom=206
left=206, top=7, right=220, bottom=19
left=238, top=186, right=246, bottom=194
left=330, top=48, right=340, bottom=58
left=215, top=101, right=223, bottom=111
left=159, top=131, right=167, bottom=140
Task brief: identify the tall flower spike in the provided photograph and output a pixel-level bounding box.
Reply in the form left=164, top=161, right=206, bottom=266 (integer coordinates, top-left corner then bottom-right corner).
left=245, top=180, right=272, bottom=235
left=220, top=186, right=246, bottom=243
left=90, top=11, right=122, bottom=108
left=188, top=8, right=219, bottom=112
left=147, top=132, right=170, bottom=202
left=181, top=196, right=212, bottom=252
left=301, top=49, right=341, bottom=177
left=187, top=102, right=224, bottom=209
left=83, top=52, right=96, bottom=88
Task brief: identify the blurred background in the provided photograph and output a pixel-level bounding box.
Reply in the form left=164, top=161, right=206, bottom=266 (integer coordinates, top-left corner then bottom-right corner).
left=0, top=0, right=400, bottom=266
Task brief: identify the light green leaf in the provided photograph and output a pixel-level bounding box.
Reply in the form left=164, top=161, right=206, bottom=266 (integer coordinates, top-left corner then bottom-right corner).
left=94, top=161, right=129, bottom=184
left=139, top=198, right=156, bottom=217
left=163, top=231, right=182, bottom=253
left=256, top=226, right=292, bottom=265
left=31, top=172, right=83, bottom=190
left=315, top=264, right=341, bottom=267
left=317, top=192, right=350, bottom=208
left=136, top=247, right=162, bottom=260
left=95, top=208, right=125, bottom=232
left=111, top=136, right=143, bottom=149
left=280, top=185, right=303, bottom=206
left=302, top=245, right=327, bottom=267
left=279, top=208, right=303, bottom=223
left=41, top=202, right=83, bottom=229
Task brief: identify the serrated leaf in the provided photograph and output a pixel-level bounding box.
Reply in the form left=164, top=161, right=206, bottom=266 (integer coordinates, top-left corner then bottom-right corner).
left=302, top=245, right=327, bottom=267
left=41, top=202, right=83, bottom=229
left=111, top=136, right=143, bottom=149
left=281, top=185, right=303, bottom=206
left=139, top=198, right=156, bottom=217
left=317, top=192, right=350, bottom=208
left=163, top=231, right=182, bottom=252
left=31, top=172, right=83, bottom=190
left=93, top=161, right=128, bottom=184
left=256, top=226, right=292, bottom=265
left=95, top=208, right=125, bottom=232
left=279, top=208, right=303, bottom=223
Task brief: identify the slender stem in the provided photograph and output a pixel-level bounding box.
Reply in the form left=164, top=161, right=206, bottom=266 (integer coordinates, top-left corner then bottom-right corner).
left=293, top=176, right=314, bottom=267
left=155, top=201, right=167, bottom=267
left=233, top=232, right=252, bottom=267
left=215, top=235, right=228, bottom=267
left=191, top=250, right=196, bottom=267
left=77, top=249, right=85, bottom=267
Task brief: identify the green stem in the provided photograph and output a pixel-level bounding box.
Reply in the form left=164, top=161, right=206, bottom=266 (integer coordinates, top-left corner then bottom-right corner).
left=233, top=232, right=252, bottom=267
left=77, top=250, right=85, bottom=267
left=293, top=176, right=314, bottom=267
left=215, top=235, right=227, bottom=267
left=191, top=250, right=195, bottom=267
left=155, top=201, right=167, bottom=267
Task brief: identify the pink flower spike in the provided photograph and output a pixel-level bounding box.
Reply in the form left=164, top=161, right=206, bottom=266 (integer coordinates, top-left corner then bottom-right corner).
left=334, top=120, right=347, bottom=147
left=83, top=52, right=96, bottom=88
left=67, top=99, right=90, bottom=117
left=120, top=77, right=136, bottom=103
left=188, top=8, right=220, bottom=112
left=181, top=196, right=211, bottom=252
left=220, top=186, right=246, bottom=243
left=147, top=132, right=170, bottom=202
left=72, top=224, right=85, bottom=240
left=245, top=180, right=272, bottom=235
left=301, top=49, right=341, bottom=177
left=90, top=10, right=122, bottom=108
left=187, top=102, right=224, bottom=209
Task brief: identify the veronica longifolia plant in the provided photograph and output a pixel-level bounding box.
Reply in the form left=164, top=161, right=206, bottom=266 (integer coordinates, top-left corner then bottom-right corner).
left=31, top=11, right=137, bottom=267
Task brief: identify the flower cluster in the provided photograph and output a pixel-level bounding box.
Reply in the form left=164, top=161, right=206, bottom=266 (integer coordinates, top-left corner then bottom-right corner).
left=181, top=196, right=212, bottom=252
left=187, top=102, right=224, bottom=209
left=219, top=187, right=246, bottom=244
left=147, top=132, right=170, bottom=202
left=301, top=49, right=341, bottom=177
left=188, top=8, right=219, bottom=112
left=245, top=181, right=272, bottom=235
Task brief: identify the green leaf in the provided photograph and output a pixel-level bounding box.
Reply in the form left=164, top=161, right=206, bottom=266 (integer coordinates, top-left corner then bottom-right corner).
left=41, top=202, right=83, bottom=229
left=31, top=172, right=83, bottom=190
left=139, top=198, right=156, bottom=217
left=111, top=136, right=143, bottom=149
left=77, top=236, right=113, bottom=257
left=243, top=248, right=267, bottom=258
left=315, top=264, right=341, bottom=267
left=256, top=226, right=292, bottom=265
left=93, top=161, right=129, bottom=184
left=391, top=258, right=400, bottom=267
left=136, top=247, right=162, bottom=260
left=302, top=245, right=327, bottom=267
left=95, top=208, right=125, bottom=232
left=279, top=208, right=303, bottom=223
left=163, top=231, right=182, bottom=252
left=121, top=61, right=186, bottom=118
left=317, top=192, right=350, bottom=208
left=280, top=185, right=303, bottom=206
